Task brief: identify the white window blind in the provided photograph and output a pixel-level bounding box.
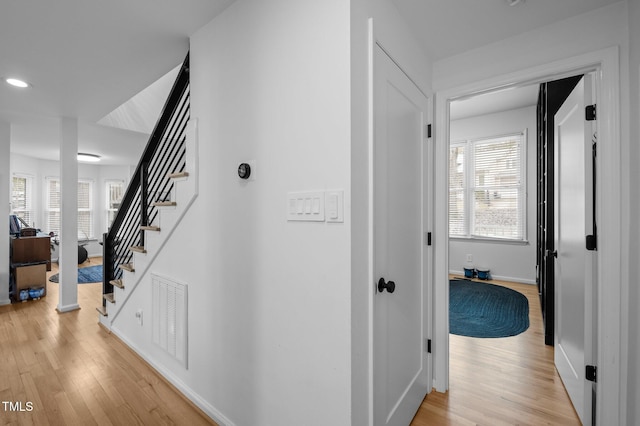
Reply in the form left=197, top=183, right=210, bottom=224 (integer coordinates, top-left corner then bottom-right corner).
left=78, top=180, right=93, bottom=239
left=45, top=177, right=61, bottom=235
left=449, top=145, right=466, bottom=237
left=45, top=178, right=94, bottom=239
left=11, top=175, right=33, bottom=227
left=449, top=132, right=526, bottom=241
left=106, top=180, right=125, bottom=231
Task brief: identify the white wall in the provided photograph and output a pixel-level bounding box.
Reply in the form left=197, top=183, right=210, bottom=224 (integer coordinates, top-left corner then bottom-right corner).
left=10, top=153, right=132, bottom=258
left=626, top=0, right=640, bottom=423
left=449, top=106, right=537, bottom=284
left=109, top=1, right=353, bottom=425
left=433, top=2, right=629, bottom=91
left=0, top=122, right=10, bottom=305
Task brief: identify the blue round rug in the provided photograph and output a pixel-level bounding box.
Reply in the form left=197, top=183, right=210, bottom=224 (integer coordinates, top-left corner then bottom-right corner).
left=49, top=265, right=103, bottom=284
left=450, top=279, right=529, bottom=338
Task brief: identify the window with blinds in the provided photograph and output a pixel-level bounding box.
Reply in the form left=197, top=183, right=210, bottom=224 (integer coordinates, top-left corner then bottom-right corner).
left=11, top=175, right=33, bottom=226
left=77, top=180, right=93, bottom=239
left=45, top=178, right=94, bottom=239
left=449, top=132, right=526, bottom=241
left=449, top=145, right=466, bottom=236
left=45, top=178, right=61, bottom=235
left=106, top=180, right=125, bottom=231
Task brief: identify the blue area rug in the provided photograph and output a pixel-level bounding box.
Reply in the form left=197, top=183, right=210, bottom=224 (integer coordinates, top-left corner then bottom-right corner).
left=48, top=265, right=103, bottom=284
left=450, top=279, right=529, bottom=338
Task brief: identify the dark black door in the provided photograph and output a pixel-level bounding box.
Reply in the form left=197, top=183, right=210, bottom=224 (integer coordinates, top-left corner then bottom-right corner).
left=536, top=75, right=583, bottom=346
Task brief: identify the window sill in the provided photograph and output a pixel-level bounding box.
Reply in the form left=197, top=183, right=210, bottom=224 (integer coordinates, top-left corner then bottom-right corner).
left=79, top=238, right=99, bottom=244
left=449, top=236, right=529, bottom=246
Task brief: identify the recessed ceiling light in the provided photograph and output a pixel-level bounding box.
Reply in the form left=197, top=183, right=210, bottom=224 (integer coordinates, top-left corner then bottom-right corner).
left=5, top=77, right=31, bottom=88
left=507, top=0, right=525, bottom=5
left=77, top=153, right=101, bottom=162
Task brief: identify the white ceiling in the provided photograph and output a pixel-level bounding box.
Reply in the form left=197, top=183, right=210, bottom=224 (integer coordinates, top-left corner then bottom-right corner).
left=98, top=65, right=181, bottom=135
left=391, top=0, right=621, bottom=62
left=1, top=0, right=621, bottom=166
left=450, top=84, right=540, bottom=121
left=1, top=0, right=236, bottom=165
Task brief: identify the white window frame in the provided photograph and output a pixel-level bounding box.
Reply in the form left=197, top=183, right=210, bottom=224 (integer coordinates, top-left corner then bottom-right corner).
left=105, top=179, right=125, bottom=232
left=45, top=176, right=61, bottom=236
left=77, top=179, right=94, bottom=240
left=11, top=174, right=34, bottom=227
left=45, top=177, right=95, bottom=239
left=449, top=130, right=527, bottom=242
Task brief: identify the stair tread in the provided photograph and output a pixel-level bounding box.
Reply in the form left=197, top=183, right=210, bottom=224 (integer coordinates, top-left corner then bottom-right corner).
left=118, top=263, right=135, bottom=272
left=103, top=293, right=115, bottom=303
left=140, top=225, right=161, bottom=232
left=153, top=201, right=177, bottom=207
left=96, top=306, right=108, bottom=317
left=168, top=171, right=189, bottom=179
left=110, top=279, right=124, bottom=289
left=129, top=246, right=147, bottom=254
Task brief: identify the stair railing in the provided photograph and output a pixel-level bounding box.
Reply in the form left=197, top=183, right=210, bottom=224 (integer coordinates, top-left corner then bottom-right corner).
left=102, top=53, right=190, bottom=309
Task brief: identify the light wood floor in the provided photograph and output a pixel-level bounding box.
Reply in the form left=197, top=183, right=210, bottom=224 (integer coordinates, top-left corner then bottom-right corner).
left=0, top=257, right=215, bottom=426
left=2, top=262, right=580, bottom=425
left=411, top=276, right=581, bottom=425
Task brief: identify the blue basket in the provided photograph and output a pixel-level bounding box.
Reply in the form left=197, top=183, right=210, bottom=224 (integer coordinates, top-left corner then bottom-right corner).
left=463, top=267, right=475, bottom=279
left=477, top=269, right=491, bottom=280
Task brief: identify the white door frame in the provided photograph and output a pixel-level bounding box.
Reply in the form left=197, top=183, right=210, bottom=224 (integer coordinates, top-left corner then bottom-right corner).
left=433, top=46, right=621, bottom=425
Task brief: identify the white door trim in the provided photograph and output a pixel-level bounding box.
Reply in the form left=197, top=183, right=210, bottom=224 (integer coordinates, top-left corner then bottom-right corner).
left=433, top=46, right=622, bottom=425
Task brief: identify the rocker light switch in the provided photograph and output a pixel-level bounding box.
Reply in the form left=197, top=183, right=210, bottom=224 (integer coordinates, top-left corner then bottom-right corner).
left=287, top=191, right=325, bottom=221
left=328, top=194, right=338, bottom=219
left=325, top=190, right=344, bottom=223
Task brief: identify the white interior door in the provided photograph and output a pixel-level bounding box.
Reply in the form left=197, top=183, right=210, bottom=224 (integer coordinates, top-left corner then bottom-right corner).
left=554, top=75, right=596, bottom=425
left=373, top=45, right=431, bottom=426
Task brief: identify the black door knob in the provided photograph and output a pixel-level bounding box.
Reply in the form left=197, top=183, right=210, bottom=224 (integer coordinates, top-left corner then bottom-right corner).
left=378, top=278, right=396, bottom=293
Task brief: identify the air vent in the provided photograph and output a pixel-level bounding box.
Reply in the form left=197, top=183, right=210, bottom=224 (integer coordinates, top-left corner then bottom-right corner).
left=152, top=273, right=188, bottom=368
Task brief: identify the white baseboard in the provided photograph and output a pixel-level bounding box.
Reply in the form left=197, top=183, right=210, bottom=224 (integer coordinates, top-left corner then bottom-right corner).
left=110, top=326, right=235, bottom=426
left=449, top=269, right=536, bottom=285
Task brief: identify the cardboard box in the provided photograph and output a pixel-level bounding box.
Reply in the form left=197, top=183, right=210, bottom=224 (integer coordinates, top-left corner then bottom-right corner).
left=14, top=263, right=47, bottom=301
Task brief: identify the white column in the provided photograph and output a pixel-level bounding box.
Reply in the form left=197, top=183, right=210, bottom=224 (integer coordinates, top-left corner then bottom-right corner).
left=57, top=117, right=80, bottom=312
left=0, top=121, right=11, bottom=306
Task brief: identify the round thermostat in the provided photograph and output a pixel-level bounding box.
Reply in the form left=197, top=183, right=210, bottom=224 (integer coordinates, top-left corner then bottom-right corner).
left=238, top=162, right=251, bottom=179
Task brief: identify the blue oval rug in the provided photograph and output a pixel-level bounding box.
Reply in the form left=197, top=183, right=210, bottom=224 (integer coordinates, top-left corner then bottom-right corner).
left=450, top=279, right=529, bottom=338
left=49, top=265, right=103, bottom=284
